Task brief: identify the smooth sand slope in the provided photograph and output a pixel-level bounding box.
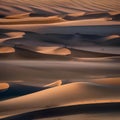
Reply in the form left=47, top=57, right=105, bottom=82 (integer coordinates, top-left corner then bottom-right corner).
left=0, top=60, right=119, bottom=83
left=0, top=82, right=120, bottom=118
left=93, top=77, right=120, bottom=86
left=0, top=80, right=62, bottom=101
left=0, top=47, right=15, bottom=54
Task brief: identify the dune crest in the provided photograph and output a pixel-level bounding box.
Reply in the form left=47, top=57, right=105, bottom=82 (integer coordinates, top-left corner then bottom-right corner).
left=15, top=45, right=71, bottom=56
left=44, top=80, right=62, bottom=88
left=5, top=13, right=31, bottom=19
left=0, top=82, right=120, bottom=118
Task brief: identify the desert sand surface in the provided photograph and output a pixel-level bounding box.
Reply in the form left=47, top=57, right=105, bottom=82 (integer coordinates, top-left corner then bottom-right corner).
left=0, top=0, right=120, bottom=120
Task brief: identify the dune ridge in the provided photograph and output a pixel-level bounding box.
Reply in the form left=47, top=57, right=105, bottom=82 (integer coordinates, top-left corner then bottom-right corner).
left=0, top=1, right=120, bottom=119
left=0, top=82, right=120, bottom=118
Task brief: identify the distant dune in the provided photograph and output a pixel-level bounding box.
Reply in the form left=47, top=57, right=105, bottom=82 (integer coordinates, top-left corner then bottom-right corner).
left=0, top=0, right=120, bottom=17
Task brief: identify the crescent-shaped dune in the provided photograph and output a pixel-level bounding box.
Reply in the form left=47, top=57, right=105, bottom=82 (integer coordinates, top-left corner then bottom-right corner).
left=0, top=82, right=120, bottom=118
left=44, top=80, right=62, bottom=88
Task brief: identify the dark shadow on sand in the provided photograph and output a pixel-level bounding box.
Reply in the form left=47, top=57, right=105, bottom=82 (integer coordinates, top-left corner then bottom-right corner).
left=1, top=102, right=120, bottom=120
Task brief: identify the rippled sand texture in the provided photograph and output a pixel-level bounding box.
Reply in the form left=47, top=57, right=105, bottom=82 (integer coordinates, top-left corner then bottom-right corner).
left=0, top=0, right=120, bottom=120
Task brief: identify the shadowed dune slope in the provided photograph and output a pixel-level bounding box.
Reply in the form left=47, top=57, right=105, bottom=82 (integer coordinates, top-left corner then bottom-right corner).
left=69, top=48, right=119, bottom=58
left=0, top=83, right=44, bottom=101
left=1, top=102, right=120, bottom=120
left=0, top=80, right=63, bottom=101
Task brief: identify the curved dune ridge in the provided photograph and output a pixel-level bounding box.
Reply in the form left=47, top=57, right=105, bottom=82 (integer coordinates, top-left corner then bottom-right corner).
left=0, top=83, right=9, bottom=91
left=20, top=45, right=71, bottom=56
left=0, top=32, right=25, bottom=43
left=0, top=47, right=15, bottom=53
left=0, top=80, right=63, bottom=101
left=14, top=44, right=71, bottom=56
left=105, top=34, right=120, bottom=40
left=5, top=13, right=31, bottom=19
left=93, top=77, right=120, bottom=86
left=4, top=32, right=25, bottom=38
left=0, top=82, right=120, bottom=118
left=0, top=16, right=65, bottom=25
left=0, top=20, right=119, bottom=36
left=0, top=45, right=119, bottom=60
left=44, top=80, right=62, bottom=88
left=0, top=0, right=120, bottom=17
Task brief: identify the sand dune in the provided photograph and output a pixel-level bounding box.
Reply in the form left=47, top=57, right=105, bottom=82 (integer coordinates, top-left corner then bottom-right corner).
left=0, top=16, right=65, bottom=25
left=16, top=45, right=71, bottom=56
left=105, top=35, right=120, bottom=40
left=0, top=60, right=119, bottom=84
left=0, top=82, right=120, bottom=118
left=0, top=32, right=25, bottom=43
left=0, top=46, right=71, bottom=60
left=0, top=45, right=119, bottom=60
left=2, top=102, right=120, bottom=120
left=0, top=80, right=62, bottom=101
left=93, top=77, right=120, bottom=86
left=44, top=80, right=62, bottom=87
left=0, top=1, right=120, bottom=119
left=0, top=47, right=15, bottom=54
left=5, top=13, right=31, bottom=19
left=0, top=0, right=120, bottom=17
left=0, top=83, right=45, bottom=101
left=69, top=48, right=119, bottom=58
left=0, top=83, right=9, bottom=91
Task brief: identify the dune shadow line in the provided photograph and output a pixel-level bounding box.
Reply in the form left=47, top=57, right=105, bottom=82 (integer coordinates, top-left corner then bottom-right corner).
left=1, top=102, right=120, bottom=120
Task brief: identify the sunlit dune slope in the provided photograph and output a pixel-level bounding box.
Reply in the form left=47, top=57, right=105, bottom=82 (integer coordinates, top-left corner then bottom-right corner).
left=0, top=82, right=120, bottom=118
left=0, top=47, right=15, bottom=54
